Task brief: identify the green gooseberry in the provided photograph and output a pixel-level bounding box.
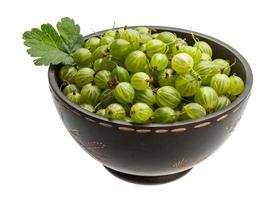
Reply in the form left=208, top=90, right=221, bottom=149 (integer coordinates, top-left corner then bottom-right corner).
left=158, top=68, right=176, bottom=87
left=109, top=39, right=132, bottom=61
left=96, top=109, right=106, bottom=117
left=85, top=37, right=101, bottom=53
left=115, top=28, right=141, bottom=49
left=59, top=65, right=77, bottom=83
left=91, top=45, right=109, bottom=62
left=93, top=56, right=117, bottom=72
left=194, top=86, right=219, bottom=112
left=146, top=39, right=167, bottom=58
left=194, top=41, right=213, bottom=58
left=193, top=61, right=218, bottom=85
left=130, top=72, right=151, bottom=91
left=181, top=103, right=206, bottom=119
left=105, top=103, right=126, bottom=120
left=111, top=66, right=130, bottom=82
left=140, top=33, right=152, bottom=44
left=210, top=73, right=230, bottom=95
left=66, top=92, right=81, bottom=104
left=80, top=104, right=95, bottom=112
left=201, top=53, right=212, bottom=61
left=130, top=103, right=153, bottom=123
left=156, top=31, right=177, bottom=46
left=171, top=53, right=194, bottom=74
left=99, top=88, right=115, bottom=106
left=74, top=67, right=95, bottom=88
left=215, top=96, right=231, bottom=111
left=212, top=59, right=231, bottom=76
left=94, top=70, right=112, bottom=89
left=156, top=86, right=181, bottom=109
left=73, top=48, right=92, bottom=68
left=153, top=107, right=176, bottom=123
left=80, top=84, right=101, bottom=106
left=228, top=75, right=245, bottom=95
left=100, top=36, right=114, bottom=45
left=124, top=50, right=147, bottom=73
left=134, top=88, right=156, bottom=107
left=175, top=72, right=201, bottom=97
left=182, top=46, right=202, bottom=65
left=104, top=29, right=117, bottom=37
left=114, top=82, right=135, bottom=104
left=63, top=84, right=79, bottom=96
left=135, top=27, right=149, bottom=34
left=150, top=53, right=168, bottom=71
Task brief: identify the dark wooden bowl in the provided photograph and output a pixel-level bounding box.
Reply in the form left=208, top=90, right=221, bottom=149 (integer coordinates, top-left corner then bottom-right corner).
left=48, top=26, right=253, bottom=184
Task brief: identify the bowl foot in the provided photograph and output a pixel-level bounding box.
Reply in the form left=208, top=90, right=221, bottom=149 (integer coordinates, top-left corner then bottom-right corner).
left=104, top=166, right=192, bottom=185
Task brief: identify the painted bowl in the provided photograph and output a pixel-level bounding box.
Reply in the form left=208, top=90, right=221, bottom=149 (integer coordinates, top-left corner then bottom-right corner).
left=48, top=26, right=253, bottom=184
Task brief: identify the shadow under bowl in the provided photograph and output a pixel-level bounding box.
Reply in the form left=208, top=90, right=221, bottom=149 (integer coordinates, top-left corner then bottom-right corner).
left=48, top=26, right=253, bottom=184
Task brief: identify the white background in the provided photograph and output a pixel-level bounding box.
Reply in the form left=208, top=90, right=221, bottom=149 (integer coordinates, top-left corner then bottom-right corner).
left=0, top=0, right=276, bottom=199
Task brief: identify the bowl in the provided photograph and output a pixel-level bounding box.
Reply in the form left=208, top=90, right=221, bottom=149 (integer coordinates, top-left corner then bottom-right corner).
left=48, top=26, right=253, bottom=184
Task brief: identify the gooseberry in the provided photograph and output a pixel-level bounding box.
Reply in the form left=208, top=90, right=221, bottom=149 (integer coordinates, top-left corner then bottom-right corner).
left=156, top=86, right=181, bottom=108
left=114, top=82, right=135, bottom=104
left=130, top=102, right=153, bottom=123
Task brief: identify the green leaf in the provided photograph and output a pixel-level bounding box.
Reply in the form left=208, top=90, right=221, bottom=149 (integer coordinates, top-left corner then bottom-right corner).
left=57, top=17, right=84, bottom=53
left=22, top=17, right=84, bottom=66
left=23, top=23, right=74, bottom=66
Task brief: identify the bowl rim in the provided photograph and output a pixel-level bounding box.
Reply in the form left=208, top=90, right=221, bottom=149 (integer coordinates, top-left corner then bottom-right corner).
left=48, top=26, right=253, bottom=128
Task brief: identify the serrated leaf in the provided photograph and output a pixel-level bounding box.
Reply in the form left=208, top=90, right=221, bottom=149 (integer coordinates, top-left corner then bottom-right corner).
left=23, top=23, right=74, bottom=66
left=57, top=17, right=84, bottom=53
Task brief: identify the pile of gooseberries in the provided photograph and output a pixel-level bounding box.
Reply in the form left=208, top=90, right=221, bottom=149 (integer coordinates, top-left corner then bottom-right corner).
left=59, top=26, right=245, bottom=124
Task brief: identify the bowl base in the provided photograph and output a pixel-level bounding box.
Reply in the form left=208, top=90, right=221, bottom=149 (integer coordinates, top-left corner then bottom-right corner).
left=104, top=166, right=192, bottom=185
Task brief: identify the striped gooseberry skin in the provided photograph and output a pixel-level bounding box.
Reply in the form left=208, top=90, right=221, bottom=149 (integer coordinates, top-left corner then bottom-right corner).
left=115, top=28, right=141, bottom=49
left=193, top=60, right=218, bottom=85
left=94, top=70, right=112, bottom=89
left=153, top=107, right=176, bottom=123
left=125, top=50, right=147, bottom=73
left=212, top=59, right=231, bottom=75
left=91, top=45, right=109, bottom=62
left=194, top=86, right=219, bottom=111
left=73, top=67, right=95, bottom=88
left=130, top=103, right=153, bottom=124
left=181, top=103, right=207, bottom=120
left=99, top=88, right=115, bottom=106
left=150, top=53, right=169, bottom=71
left=80, top=84, right=101, bottom=106
left=130, top=72, right=151, bottom=91
left=194, top=41, right=213, bottom=58
left=156, top=86, right=182, bottom=109
left=175, top=72, right=201, bottom=97
left=105, top=103, right=126, bottom=120
left=210, top=73, right=230, bottom=95
left=156, top=31, right=177, bottom=46
left=158, top=68, right=176, bottom=87
left=215, top=96, right=231, bottom=111
left=59, top=65, right=77, bottom=84
left=63, top=84, right=79, bottom=96
left=66, top=92, right=81, bottom=105
left=146, top=39, right=167, bottom=58
left=171, top=53, right=194, bottom=74
left=134, top=88, right=156, bottom=107
left=111, top=66, right=130, bottom=82
left=228, top=75, right=245, bottom=95
left=109, top=39, right=132, bottom=61
left=114, top=82, right=135, bottom=104
left=182, top=46, right=202, bottom=65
